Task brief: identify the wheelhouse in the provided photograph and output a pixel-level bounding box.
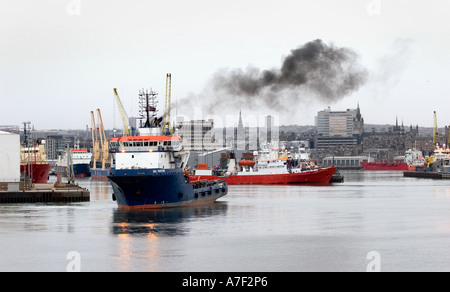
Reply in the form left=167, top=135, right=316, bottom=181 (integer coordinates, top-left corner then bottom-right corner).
left=110, top=135, right=182, bottom=153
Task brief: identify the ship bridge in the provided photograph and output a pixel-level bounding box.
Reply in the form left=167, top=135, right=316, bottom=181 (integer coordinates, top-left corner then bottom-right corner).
left=110, top=135, right=182, bottom=153
left=109, top=135, right=185, bottom=170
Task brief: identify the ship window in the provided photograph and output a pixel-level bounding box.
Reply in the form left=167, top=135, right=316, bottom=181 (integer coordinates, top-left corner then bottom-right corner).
left=144, top=142, right=149, bottom=146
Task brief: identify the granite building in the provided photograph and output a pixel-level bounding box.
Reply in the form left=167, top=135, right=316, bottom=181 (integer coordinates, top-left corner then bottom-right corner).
left=315, top=104, right=364, bottom=149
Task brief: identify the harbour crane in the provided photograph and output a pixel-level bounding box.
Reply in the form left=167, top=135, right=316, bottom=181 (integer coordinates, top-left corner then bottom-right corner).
left=96, top=109, right=110, bottom=170
left=446, top=121, right=450, bottom=148
left=113, top=88, right=131, bottom=136
left=162, top=73, right=173, bottom=135
left=433, top=111, right=439, bottom=149
left=90, top=110, right=100, bottom=170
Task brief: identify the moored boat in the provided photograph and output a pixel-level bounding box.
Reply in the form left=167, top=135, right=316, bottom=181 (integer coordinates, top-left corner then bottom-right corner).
left=20, top=142, right=51, bottom=184
left=56, top=149, right=92, bottom=178
left=361, top=161, right=409, bottom=171
left=189, top=151, right=336, bottom=185
left=361, top=149, right=425, bottom=171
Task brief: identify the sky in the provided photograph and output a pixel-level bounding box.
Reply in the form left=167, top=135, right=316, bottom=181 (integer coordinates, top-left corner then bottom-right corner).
left=1, top=0, right=450, bottom=130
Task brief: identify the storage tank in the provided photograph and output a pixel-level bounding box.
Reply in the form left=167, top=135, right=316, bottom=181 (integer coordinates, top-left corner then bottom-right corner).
left=0, top=131, right=20, bottom=182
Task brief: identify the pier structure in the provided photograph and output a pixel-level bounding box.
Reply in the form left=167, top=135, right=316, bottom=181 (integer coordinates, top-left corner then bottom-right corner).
left=0, top=183, right=90, bottom=203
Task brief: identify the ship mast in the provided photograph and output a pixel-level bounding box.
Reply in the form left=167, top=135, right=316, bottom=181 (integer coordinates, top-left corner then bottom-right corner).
left=139, top=89, right=159, bottom=128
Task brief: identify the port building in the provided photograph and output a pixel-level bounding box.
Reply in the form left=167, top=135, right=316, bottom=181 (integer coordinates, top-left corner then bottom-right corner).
left=176, top=119, right=215, bottom=151
left=322, top=156, right=370, bottom=169
left=0, top=131, right=20, bottom=183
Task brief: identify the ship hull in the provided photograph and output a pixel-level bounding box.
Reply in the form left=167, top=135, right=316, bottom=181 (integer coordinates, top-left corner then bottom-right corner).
left=57, top=164, right=91, bottom=178
left=108, top=168, right=228, bottom=210
left=90, top=168, right=110, bottom=180
left=189, top=167, right=337, bottom=185
left=360, top=162, right=422, bottom=171
left=20, top=163, right=51, bottom=183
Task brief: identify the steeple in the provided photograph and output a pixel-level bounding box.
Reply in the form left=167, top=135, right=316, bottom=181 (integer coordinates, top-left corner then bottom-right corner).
left=236, top=110, right=245, bottom=150
left=356, top=102, right=361, bottom=121
left=238, top=110, right=243, bottom=130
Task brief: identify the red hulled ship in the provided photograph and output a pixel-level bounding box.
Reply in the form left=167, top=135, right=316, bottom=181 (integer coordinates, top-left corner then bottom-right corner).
left=20, top=142, right=51, bottom=184
left=361, top=149, right=425, bottom=171
left=189, top=152, right=336, bottom=185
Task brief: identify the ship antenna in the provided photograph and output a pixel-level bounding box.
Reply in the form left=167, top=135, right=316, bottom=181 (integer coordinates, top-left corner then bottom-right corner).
left=139, top=88, right=158, bottom=128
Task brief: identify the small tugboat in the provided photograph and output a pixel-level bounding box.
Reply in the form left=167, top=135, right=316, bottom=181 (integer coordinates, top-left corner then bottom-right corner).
left=107, top=84, right=228, bottom=210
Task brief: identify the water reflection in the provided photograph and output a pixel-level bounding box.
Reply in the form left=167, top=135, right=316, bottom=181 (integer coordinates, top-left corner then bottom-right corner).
left=111, top=202, right=228, bottom=237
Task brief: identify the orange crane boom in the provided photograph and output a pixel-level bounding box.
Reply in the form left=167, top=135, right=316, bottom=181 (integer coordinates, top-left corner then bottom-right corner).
left=90, top=110, right=100, bottom=170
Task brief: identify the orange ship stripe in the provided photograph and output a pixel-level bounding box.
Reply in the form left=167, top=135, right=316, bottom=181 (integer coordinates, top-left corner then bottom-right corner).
left=110, top=135, right=182, bottom=142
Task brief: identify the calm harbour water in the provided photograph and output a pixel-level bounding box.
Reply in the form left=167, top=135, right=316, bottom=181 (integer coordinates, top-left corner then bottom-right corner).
left=1, top=170, right=450, bottom=272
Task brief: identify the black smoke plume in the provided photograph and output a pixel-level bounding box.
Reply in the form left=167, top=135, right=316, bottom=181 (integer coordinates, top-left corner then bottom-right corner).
left=208, top=39, right=367, bottom=111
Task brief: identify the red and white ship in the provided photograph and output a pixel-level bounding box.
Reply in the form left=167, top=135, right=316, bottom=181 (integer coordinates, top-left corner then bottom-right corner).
left=361, top=149, right=425, bottom=171
left=189, top=151, right=336, bottom=185
left=20, top=142, right=51, bottom=184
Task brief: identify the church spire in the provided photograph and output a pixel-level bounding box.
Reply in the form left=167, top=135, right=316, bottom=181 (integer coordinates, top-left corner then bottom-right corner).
left=238, top=110, right=243, bottom=130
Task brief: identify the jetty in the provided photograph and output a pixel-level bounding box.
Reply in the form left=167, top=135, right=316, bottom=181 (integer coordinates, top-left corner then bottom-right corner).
left=404, top=171, right=450, bottom=180
left=0, top=182, right=90, bottom=203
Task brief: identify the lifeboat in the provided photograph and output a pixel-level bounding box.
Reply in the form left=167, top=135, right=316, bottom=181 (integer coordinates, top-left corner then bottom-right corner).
left=238, top=160, right=256, bottom=167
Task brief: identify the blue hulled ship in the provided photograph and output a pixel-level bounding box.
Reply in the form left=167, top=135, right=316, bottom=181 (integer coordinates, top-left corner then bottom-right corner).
left=56, top=148, right=92, bottom=178
left=107, top=86, right=228, bottom=210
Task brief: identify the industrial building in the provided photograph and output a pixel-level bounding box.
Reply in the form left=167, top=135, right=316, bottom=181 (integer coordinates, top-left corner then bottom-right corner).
left=322, top=156, right=370, bottom=169
left=0, top=131, right=20, bottom=183
left=315, top=104, right=364, bottom=149
left=176, top=119, right=215, bottom=151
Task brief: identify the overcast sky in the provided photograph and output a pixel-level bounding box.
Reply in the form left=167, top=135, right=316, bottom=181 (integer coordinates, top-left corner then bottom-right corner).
left=1, top=0, right=450, bottom=130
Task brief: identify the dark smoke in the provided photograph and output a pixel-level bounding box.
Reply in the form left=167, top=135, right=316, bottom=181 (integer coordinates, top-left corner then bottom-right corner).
left=210, top=39, right=368, bottom=109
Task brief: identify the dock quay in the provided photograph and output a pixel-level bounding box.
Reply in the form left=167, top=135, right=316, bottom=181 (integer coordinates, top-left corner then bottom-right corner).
left=330, top=171, right=344, bottom=183
left=403, top=171, right=450, bottom=180
left=0, top=183, right=90, bottom=203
